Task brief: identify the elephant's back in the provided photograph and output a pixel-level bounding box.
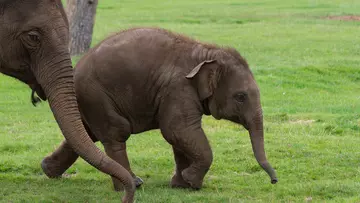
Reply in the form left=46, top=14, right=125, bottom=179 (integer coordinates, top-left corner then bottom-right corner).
left=74, top=28, right=177, bottom=95
left=94, top=27, right=176, bottom=56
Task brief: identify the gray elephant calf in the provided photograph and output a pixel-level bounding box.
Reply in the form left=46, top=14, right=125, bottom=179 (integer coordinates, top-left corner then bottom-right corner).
left=41, top=27, right=277, bottom=191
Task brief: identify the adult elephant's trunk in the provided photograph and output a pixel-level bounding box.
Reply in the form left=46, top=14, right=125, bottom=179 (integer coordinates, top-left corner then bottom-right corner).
left=35, top=56, right=135, bottom=203
left=248, top=110, right=277, bottom=184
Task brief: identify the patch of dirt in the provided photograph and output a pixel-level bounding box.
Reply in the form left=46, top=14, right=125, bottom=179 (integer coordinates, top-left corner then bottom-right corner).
left=290, top=120, right=315, bottom=125
left=326, top=15, right=360, bottom=21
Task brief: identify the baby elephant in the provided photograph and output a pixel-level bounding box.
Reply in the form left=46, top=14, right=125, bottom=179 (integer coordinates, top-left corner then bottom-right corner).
left=41, top=27, right=277, bottom=191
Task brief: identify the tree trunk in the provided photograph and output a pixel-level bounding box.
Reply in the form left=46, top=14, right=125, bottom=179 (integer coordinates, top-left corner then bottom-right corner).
left=66, top=0, right=98, bottom=56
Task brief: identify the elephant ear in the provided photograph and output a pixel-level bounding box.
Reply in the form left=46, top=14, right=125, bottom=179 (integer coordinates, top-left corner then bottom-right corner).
left=186, top=60, right=218, bottom=100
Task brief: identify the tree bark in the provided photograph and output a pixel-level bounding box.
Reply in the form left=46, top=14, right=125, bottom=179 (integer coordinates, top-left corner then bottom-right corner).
left=66, top=0, right=98, bottom=56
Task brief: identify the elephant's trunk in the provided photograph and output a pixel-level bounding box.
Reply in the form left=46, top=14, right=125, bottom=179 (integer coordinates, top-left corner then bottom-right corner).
left=35, top=56, right=135, bottom=202
left=248, top=110, right=277, bottom=184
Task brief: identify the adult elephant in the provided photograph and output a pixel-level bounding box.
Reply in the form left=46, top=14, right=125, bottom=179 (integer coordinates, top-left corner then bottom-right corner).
left=0, top=0, right=135, bottom=202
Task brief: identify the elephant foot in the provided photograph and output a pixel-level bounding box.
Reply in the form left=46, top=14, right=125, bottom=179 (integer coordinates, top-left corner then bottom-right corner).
left=113, top=176, right=144, bottom=191
left=170, top=173, right=191, bottom=188
left=134, top=176, right=144, bottom=188
left=41, top=156, right=65, bottom=178
left=181, top=168, right=203, bottom=190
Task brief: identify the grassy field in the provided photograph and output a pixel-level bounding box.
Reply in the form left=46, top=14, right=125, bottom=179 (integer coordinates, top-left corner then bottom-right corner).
left=1, top=0, right=360, bottom=202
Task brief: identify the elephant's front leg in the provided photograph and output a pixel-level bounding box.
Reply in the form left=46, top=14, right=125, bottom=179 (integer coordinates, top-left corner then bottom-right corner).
left=103, top=142, right=143, bottom=191
left=163, top=127, right=213, bottom=190
left=170, top=147, right=191, bottom=188
left=41, top=140, right=79, bottom=178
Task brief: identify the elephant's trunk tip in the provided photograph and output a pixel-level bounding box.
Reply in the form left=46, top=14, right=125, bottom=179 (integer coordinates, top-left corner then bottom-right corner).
left=267, top=168, right=278, bottom=184
left=258, top=161, right=278, bottom=185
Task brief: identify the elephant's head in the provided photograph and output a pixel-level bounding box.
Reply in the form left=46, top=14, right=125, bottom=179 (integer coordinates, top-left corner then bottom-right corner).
left=186, top=48, right=278, bottom=184
left=0, top=0, right=62, bottom=102
left=0, top=0, right=135, bottom=201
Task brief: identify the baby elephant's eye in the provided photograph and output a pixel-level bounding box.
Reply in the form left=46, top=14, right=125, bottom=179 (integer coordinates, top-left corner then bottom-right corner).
left=234, top=92, right=247, bottom=103
left=28, top=31, right=40, bottom=42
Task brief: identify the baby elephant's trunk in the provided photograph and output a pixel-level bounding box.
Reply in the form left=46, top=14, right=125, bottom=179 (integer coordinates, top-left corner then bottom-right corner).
left=248, top=113, right=278, bottom=184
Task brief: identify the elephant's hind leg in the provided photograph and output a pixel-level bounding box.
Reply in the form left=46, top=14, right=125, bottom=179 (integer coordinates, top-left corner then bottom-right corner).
left=103, top=141, right=143, bottom=191
left=75, top=81, right=142, bottom=190
left=91, top=110, right=143, bottom=191
left=41, top=123, right=97, bottom=178
left=41, top=140, right=78, bottom=178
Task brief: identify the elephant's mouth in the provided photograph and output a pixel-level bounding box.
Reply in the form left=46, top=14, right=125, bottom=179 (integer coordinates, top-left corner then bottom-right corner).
left=29, top=83, right=47, bottom=106
left=229, top=115, right=250, bottom=130
left=202, top=98, right=211, bottom=115
left=242, top=120, right=250, bottom=130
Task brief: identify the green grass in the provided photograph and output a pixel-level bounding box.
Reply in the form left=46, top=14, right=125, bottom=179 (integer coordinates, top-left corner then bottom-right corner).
left=1, top=0, right=360, bottom=202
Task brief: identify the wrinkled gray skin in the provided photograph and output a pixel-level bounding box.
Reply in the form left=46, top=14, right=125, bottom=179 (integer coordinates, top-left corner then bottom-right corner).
left=0, top=0, right=135, bottom=202
left=42, top=27, right=278, bottom=191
